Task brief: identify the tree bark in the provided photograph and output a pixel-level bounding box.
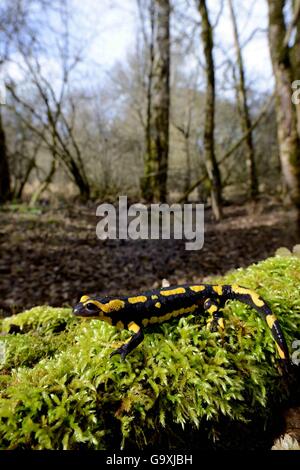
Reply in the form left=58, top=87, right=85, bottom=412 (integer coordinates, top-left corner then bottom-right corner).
left=267, top=0, right=300, bottom=209
left=0, top=108, right=11, bottom=203
left=29, top=159, right=58, bottom=207
left=290, top=0, right=300, bottom=138
left=173, top=121, right=192, bottom=198
left=198, top=0, right=222, bottom=221
left=141, top=0, right=156, bottom=201
left=183, top=131, right=191, bottom=196
left=228, top=0, right=258, bottom=199
left=141, top=0, right=170, bottom=203
left=15, top=156, right=36, bottom=200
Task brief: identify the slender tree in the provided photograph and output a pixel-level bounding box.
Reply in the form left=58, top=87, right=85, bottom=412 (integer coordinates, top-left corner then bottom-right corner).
left=267, top=0, right=300, bottom=212
left=228, top=0, right=258, bottom=199
left=140, top=0, right=170, bottom=202
left=174, top=113, right=192, bottom=197
left=197, top=0, right=222, bottom=220
left=5, top=1, right=91, bottom=201
left=138, top=0, right=156, bottom=201
left=152, top=0, right=170, bottom=202
left=0, top=108, right=10, bottom=202
left=289, top=0, right=300, bottom=138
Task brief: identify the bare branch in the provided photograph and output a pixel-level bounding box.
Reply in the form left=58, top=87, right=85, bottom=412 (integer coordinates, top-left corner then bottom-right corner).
left=284, top=0, right=300, bottom=47
left=177, top=93, right=274, bottom=202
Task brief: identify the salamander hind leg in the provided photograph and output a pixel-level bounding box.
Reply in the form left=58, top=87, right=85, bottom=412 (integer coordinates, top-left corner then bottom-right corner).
left=204, top=298, right=225, bottom=333
left=110, top=322, right=144, bottom=360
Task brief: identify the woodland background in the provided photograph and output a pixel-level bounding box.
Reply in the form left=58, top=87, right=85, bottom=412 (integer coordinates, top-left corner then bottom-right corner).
left=0, top=0, right=300, bottom=315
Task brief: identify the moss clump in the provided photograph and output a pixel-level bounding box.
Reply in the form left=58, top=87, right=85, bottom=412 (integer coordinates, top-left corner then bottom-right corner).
left=0, top=307, right=77, bottom=372
left=1, top=306, right=76, bottom=335
left=0, top=256, right=300, bottom=450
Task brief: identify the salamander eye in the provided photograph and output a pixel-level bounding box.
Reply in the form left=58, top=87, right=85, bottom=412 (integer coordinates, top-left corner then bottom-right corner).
left=86, top=303, right=99, bottom=312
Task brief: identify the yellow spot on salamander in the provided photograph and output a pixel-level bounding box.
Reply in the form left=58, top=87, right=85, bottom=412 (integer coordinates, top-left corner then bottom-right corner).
left=170, top=304, right=197, bottom=319
left=250, top=293, right=265, bottom=307
left=149, top=316, right=158, bottom=324
left=207, top=305, right=218, bottom=314
left=80, top=295, right=90, bottom=303
left=111, top=341, right=124, bottom=348
left=157, top=312, right=171, bottom=323
left=266, top=314, right=277, bottom=329
left=231, top=285, right=265, bottom=307
left=276, top=343, right=286, bottom=359
left=190, top=285, right=206, bottom=292
left=151, top=295, right=158, bottom=300
left=116, top=320, right=124, bottom=329
left=128, top=296, right=148, bottom=304
left=155, top=302, right=161, bottom=308
left=83, top=299, right=103, bottom=309
left=101, top=299, right=126, bottom=313
left=213, top=285, right=223, bottom=296
left=160, top=287, right=186, bottom=296
left=143, top=304, right=198, bottom=327
left=128, top=321, right=140, bottom=333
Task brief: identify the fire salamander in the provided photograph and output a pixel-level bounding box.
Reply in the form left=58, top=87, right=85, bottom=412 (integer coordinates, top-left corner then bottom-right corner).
left=73, top=284, right=289, bottom=366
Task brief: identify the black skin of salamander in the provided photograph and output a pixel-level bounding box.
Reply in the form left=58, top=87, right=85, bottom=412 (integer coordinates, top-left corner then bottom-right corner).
left=72, top=284, right=290, bottom=370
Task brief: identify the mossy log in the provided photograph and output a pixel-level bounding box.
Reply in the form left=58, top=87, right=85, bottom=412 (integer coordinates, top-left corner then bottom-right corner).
left=0, top=255, right=300, bottom=450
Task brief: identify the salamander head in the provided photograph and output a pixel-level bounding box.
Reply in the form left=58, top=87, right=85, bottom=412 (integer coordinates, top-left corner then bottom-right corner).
left=73, top=295, right=105, bottom=319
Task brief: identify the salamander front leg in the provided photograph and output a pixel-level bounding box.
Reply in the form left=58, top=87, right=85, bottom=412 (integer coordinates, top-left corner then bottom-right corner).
left=110, top=322, right=144, bottom=360
left=204, top=298, right=225, bottom=332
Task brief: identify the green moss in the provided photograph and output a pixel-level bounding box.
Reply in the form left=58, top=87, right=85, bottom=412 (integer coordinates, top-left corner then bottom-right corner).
left=1, top=306, right=76, bottom=335
left=0, top=255, right=300, bottom=450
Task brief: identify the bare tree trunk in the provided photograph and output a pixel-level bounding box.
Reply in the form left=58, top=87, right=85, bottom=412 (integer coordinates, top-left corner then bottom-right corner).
left=198, top=0, right=222, bottom=221
left=290, top=0, right=300, bottom=138
left=173, top=123, right=192, bottom=198
left=15, top=157, right=36, bottom=200
left=6, top=81, right=90, bottom=201
left=0, top=108, right=11, bottom=203
left=69, top=158, right=90, bottom=200
left=151, top=0, right=170, bottom=202
left=29, top=159, right=58, bottom=207
left=183, top=131, right=191, bottom=195
left=267, top=0, right=300, bottom=211
left=177, top=93, right=274, bottom=203
left=228, top=0, right=258, bottom=199
left=138, top=0, right=170, bottom=203
left=141, top=0, right=156, bottom=201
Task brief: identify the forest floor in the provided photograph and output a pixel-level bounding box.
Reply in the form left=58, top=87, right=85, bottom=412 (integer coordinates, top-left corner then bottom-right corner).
left=0, top=198, right=299, bottom=317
